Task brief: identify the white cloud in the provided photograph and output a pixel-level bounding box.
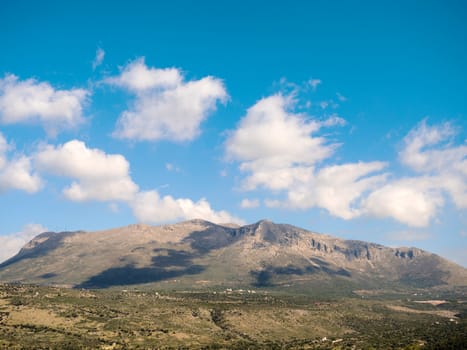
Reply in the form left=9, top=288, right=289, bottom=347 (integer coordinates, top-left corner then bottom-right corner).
left=228, top=103, right=466, bottom=227
left=0, top=157, right=43, bottom=194
left=92, top=48, right=105, bottom=70
left=0, top=224, right=48, bottom=263
left=35, top=140, right=138, bottom=201
left=240, top=166, right=314, bottom=192
left=435, top=173, right=467, bottom=209
left=240, top=198, right=260, bottom=209
left=0, top=74, right=88, bottom=135
left=399, top=120, right=466, bottom=174
left=363, top=177, right=445, bottom=227
left=62, top=177, right=138, bottom=202
left=399, top=120, right=467, bottom=209
left=362, top=121, right=466, bottom=226
left=131, top=190, right=244, bottom=225
left=226, top=94, right=340, bottom=190
left=226, top=93, right=464, bottom=228
left=0, top=132, right=8, bottom=168
left=226, top=94, right=386, bottom=220
left=287, top=162, right=387, bottom=219
left=105, top=57, right=182, bottom=92
left=107, top=58, right=227, bottom=142
left=0, top=132, right=42, bottom=194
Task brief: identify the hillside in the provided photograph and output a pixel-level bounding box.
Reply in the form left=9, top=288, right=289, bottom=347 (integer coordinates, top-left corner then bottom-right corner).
left=0, top=219, right=465, bottom=291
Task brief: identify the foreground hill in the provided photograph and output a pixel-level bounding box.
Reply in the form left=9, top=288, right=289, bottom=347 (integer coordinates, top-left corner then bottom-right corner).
left=0, top=219, right=465, bottom=291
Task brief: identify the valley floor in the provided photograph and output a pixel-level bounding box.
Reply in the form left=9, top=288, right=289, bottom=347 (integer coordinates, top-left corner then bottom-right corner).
left=0, top=284, right=465, bottom=349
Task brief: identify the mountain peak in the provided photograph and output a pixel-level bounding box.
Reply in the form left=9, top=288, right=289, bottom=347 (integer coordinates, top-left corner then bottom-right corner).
left=179, top=218, right=215, bottom=226
left=237, top=219, right=304, bottom=244
left=256, top=219, right=274, bottom=224
left=0, top=220, right=465, bottom=289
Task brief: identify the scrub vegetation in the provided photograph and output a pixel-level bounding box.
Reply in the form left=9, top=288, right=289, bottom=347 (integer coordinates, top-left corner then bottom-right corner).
left=0, top=284, right=465, bottom=349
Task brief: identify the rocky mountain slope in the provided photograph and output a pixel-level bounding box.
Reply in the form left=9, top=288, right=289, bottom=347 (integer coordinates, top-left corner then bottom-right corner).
left=0, top=219, right=465, bottom=290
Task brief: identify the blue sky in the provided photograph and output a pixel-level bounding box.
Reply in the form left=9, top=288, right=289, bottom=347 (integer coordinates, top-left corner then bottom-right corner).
left=0, top=0, right=466, bottom=266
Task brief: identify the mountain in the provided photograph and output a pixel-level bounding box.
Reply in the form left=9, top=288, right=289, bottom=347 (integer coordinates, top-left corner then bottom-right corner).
left=0, top=219, right=466, bottom=291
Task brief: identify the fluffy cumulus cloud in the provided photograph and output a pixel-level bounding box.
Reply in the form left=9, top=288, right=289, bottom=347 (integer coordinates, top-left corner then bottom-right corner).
left=131, top=190, right=244, bottom=224
left=363, top=177, right=445, bottom=227
left=105, top=58, right=182, bottom=92
left=399, top=120, right=466, bottom=174
left=287, top=162, right=387, bottom=219
left=35, top=140, right=139, bottom=201
left=0, top=132, right=42, bottom=194
left=107, top=58, right=227, bottom=142
left=0, top=224, right=47, bottom=263
left=226, top=94, right=344, bottom=190
left=0, top=74, right=88, bottom=135
left=363, top=120, right=466, bottom=226
left=227, top=95, right=466, bottom=227
left=226, top=94, right=385, bottom=219
left=400, top=120, right=467, bottom=208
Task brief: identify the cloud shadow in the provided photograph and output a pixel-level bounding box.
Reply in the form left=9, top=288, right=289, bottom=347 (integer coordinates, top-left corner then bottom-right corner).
left=251, top=263, right=351, bottom=287
left=76, top=248, right=205, bottom=289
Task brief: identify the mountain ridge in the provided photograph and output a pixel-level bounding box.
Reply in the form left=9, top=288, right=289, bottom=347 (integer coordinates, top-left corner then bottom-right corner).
left=0, top=219, right=466, bottom=291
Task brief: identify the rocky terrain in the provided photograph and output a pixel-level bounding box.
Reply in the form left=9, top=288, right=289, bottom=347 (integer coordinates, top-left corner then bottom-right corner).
left=0, top=219, right=466, bottom=291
